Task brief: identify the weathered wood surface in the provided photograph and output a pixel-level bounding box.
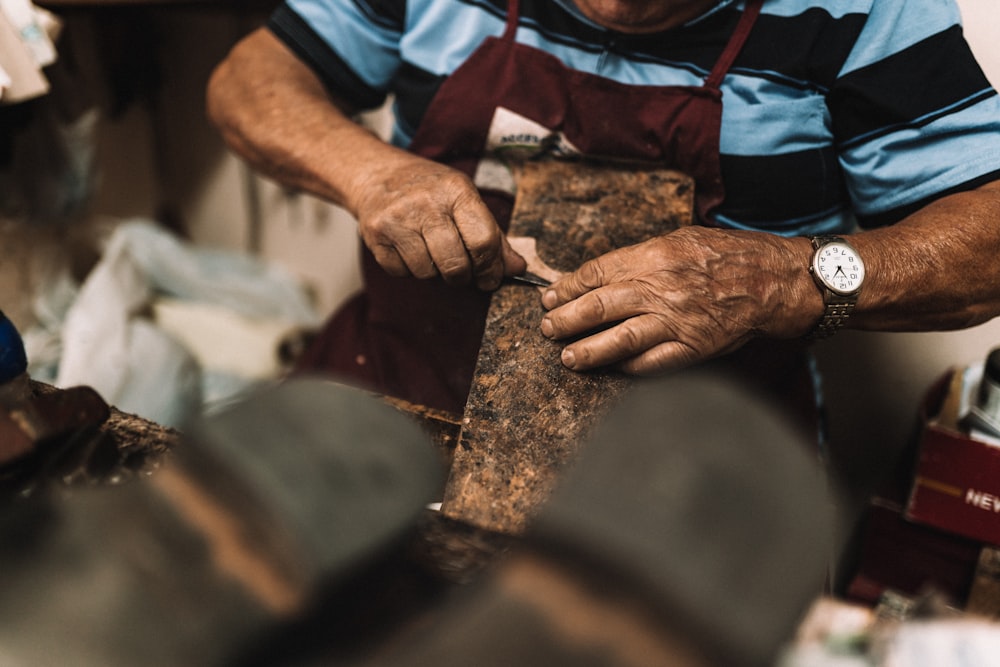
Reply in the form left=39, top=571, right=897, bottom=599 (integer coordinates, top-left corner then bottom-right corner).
left=441, top=160, right=694, bottom=534
left=0, top=380, right=177, bottom=495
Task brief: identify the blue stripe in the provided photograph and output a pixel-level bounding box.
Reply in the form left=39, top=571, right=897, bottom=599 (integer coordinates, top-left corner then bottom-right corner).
left=720, top=90, right=830, bottom=156
left=842, top=94, right=1000, bottom=216
left=449, top=0, right=506, bottom=22
left=403, top=0, right=505, bottom=74
left=288, top=0, right=401, bottom=89
left=840, top=89, right=997, bottom=150
left=758, top=0, right=872, bottom=20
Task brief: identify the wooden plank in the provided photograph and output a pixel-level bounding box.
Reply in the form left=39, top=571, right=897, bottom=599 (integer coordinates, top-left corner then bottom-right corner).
left=441, top=160, right=694, bottom=534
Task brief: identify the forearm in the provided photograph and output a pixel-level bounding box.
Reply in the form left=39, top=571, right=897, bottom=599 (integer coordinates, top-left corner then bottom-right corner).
left=206, top=28, right=524, bottom=288
left=847, top=179, right=1000, bottom=332
left=205, top=28, right=411, bottom=217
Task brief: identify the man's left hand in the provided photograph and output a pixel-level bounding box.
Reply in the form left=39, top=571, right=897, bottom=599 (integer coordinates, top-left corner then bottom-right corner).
left=539, top=227, right=818, bottom=375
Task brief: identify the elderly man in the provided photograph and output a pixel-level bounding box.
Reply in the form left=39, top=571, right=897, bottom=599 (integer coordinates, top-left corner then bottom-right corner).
left=206, top=0, right=1000, bottom=422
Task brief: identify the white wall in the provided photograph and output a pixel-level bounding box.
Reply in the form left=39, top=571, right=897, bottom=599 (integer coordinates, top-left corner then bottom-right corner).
left=958, top=0, right=1000, bottom=87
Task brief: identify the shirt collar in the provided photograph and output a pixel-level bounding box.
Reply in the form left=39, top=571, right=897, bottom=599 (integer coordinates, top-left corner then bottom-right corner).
left=555, top=0, right=740, bottom=32
left=685, top=0, right=739, bottom=26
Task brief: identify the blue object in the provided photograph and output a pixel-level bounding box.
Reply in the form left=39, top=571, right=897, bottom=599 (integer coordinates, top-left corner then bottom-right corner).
left=0, top=311, right=27, bottom=383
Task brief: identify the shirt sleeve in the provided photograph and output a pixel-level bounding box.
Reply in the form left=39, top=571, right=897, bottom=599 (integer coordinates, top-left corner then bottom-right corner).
left=828, top=0, right=1000, bottom=227
left=267, top=0, right=406, bottom=111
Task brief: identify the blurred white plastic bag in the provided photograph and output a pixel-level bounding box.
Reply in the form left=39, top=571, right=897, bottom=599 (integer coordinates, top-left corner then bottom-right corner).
left=56, top=220, right=320, bottom=426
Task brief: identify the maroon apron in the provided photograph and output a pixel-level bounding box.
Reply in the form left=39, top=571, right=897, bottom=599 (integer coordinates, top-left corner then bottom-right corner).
left=296, top=0, right=816, bottom=438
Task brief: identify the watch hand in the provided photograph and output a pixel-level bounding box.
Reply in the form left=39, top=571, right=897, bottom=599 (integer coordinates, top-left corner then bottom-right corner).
left=834, top=266, right=846, bottom=278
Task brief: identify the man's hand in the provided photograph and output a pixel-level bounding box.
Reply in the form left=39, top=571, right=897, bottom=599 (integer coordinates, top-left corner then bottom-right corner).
left=207, top=28, right=524, bottom=291
left=539, top=227, right=817, bottom=375
left=351, top=156, right=526, bottom=291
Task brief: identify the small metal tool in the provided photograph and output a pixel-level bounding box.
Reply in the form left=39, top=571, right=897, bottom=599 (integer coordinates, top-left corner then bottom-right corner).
left=506, top=271, right=552, bottom=288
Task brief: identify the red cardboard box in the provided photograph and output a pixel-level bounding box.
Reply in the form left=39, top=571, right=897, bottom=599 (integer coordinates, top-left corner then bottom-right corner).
left=905, top=370, right=1000, bottom=547
left=844, top=500, right=980, bottom=606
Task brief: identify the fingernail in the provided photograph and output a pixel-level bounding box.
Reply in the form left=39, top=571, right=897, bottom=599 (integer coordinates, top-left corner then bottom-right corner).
left=561, top=348, right=576, bottom=369
left=540, top=317, right=553, bottom=338
left=542, top=289, right=557, bottom=309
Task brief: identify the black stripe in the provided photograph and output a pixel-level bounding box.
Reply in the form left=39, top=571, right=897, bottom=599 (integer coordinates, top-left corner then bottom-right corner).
left=839, top=88, right=997, bottom=150
left=625, top=5, right=866, bottom=92
left=519, top=0, right=610, bottom=54
left=351, top=0, right=405, bottom=32
left=268, top=6, right=388, bottom=111
left=718, top=147, right=847, bottom=225
left=857, top=168, right=1000, bottom=228
left=392, top=63, right=447, bottom=137
left=829, top=25, right=993, bottom=145
left=732, top=7, right=867, bottom=93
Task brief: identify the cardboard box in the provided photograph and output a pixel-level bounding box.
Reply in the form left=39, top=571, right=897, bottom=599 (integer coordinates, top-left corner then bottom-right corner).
left=844, top=499, right=981, bottom=606
left=905, top=370, right=1000, bottom=547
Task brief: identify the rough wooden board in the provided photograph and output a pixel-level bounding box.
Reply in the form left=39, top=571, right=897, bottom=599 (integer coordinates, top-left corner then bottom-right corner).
left=441, top=160, right=694, bottom=534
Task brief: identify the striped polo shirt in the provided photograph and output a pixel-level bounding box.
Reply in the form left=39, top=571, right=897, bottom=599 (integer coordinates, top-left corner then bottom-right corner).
left=269, top=0, right=1000, bottom=236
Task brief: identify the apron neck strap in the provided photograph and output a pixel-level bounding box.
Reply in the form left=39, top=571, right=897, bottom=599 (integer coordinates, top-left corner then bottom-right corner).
left=704, top=0, right=763, bottom=90
left=503, top=0, right=521, bottom=39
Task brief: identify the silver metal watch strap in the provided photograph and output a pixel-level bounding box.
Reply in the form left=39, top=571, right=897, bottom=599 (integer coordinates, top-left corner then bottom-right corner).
left=805, top=296, right=856, bottom=340
left=805, top=235, right=857, bottom=341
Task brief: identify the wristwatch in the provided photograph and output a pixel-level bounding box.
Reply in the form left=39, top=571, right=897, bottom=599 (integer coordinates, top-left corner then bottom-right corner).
left=806, top=235, right=865, bottom=340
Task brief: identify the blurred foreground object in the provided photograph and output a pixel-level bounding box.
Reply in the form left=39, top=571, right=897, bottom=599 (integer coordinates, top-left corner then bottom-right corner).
left=366, top=370, right=839, bottom=667
left=0, top=379, right=443, bottom=667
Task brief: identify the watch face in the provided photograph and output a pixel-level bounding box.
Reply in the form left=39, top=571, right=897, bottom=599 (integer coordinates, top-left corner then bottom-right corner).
left=813, top=241, right=865, bottom=295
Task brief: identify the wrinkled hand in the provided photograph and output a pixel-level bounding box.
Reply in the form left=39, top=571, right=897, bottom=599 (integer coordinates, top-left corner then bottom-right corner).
left=539, top=227, right=816, bottom=375
left=351, top=155, right=526, bottom=290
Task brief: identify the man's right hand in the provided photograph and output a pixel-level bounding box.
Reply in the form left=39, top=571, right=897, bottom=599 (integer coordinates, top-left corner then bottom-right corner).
left=207, top=28, right=523, bottom=291
left=350, top=156, right=526, bottom=291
